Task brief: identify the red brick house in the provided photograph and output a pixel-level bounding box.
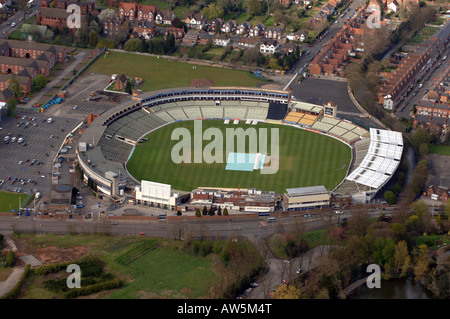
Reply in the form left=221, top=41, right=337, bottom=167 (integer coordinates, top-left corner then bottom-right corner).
left=427, top=185, right=450, bottom=202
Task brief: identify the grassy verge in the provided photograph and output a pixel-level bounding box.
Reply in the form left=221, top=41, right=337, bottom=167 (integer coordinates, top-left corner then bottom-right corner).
left=429, top=145, right=450, bottom=156
left=87, top=51, right=264, bottom=91
left=13, top=233, right=263, bottom=299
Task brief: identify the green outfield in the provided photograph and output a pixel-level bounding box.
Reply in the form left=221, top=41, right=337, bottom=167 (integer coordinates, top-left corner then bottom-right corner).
left=0, top=192, right=28, bottom=212
left=88, top=51, right=264, bottom=92
left=126, top=120, right=352, bottom=194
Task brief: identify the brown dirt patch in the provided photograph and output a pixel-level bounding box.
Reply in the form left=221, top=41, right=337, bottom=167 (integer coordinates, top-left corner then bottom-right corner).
left=260, top=83, right=283, bottom=90
left=14, top=238, right=90, bottom=265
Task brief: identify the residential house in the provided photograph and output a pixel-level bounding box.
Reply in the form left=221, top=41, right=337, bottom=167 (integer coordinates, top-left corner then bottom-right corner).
left=208, top=18, right=223, bottom=32
left=221, top=20, right=237, bottom=33
left=183, top=12, right=207, bottom=29
left=286, top=30, right=308, bottom=42
left=132, top=20, right=156, bottom=39
left=264, top=27, right=283, bottom=40
left=213, top=33, right=230, bottom=47
left=260, top=39, right=280, bottom=55
left=249, top=24, right=265, bottom=37
left=236, top=21, right=252, bottom=35
left=103, top=16, right=125, bottom=36
left=0, top=74, right=32, bottom=96
left=119, top=2, right=138, bottom=21
left=427, top=185, right=450, bottom=202
left=182, top=29, right=211, bottom=46
left=280, top=42, right=297, bottom=55
left=236, top=37, right=259, bottom=49
left=156, top=9, right=176, bottom=25
left=378, top=23, right=450, bottom=110
left=164, top=27, right=185, bottom=41
left=136, top=4, right=157, bottom=22
left=54, top=0, right=95, bottom=15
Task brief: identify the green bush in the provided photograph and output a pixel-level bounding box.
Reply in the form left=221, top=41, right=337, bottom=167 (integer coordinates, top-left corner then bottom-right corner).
left=5, top=251, right=15, bottom=267
left=63, top=279, right=124, bottom=299
left=32, top=261, right=72, bottom=276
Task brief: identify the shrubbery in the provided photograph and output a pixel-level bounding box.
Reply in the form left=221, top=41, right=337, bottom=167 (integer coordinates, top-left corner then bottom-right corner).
left=5, top=251, right=15, bottom=267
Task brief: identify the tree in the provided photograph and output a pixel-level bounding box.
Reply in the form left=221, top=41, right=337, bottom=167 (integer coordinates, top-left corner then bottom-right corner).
left=413, top=244, right=429, bottom=282
left=124, top=38, right=143, bottom=52
left=97, top=8, right=116, bottom=23
left=6, top=97, right=17, bottom=117
left=247, top=0, right=262, bottom=17
left=268, top=57, right=282, bottom=71
left=195, top=208, right=201, bottom=217
left=9, top=77, right=22, bottom=97
left=201, top=3, right=224, bottom=20
left=445, top=199, right=450, bottom=219
left=217, top=206, right=222, bottom=216
left=125, top=81, right=132, bottom=94
left=223, top=207, right=229, bottom=216
left=272, top=284, right=301, bottom=299
left=394, top=240, right=410, bottom=276
left=32, top=74, right=48, bottom=92
left=202, top=206, right=208, bottom=216
left=88, top=31, right=99, bottom=47
left=384, top=191, right=397, bottom=205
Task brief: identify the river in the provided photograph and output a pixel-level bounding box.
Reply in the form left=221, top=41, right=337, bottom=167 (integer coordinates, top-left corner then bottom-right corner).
left=349, top=278, right=433, bottom=299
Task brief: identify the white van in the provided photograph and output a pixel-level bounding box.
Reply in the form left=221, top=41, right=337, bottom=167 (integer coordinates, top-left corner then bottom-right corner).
left=47, top=118, right=53, bottom=123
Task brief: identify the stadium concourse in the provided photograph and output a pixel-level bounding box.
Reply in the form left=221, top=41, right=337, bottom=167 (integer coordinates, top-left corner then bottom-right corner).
left=76, top=86, right=403, bottom=210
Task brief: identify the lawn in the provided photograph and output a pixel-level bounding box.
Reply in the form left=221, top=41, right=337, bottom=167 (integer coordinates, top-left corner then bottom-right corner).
left=108, top=247, right=217, bottom=299
left=0, top=192, right=29, bottom=212
left=429, top=145, right=450, bottom=156
left=88, top=51, right=264, bottom=92
left=15, top=234, right=219, bottom=299
left=126, top=120, right=352, bottom=194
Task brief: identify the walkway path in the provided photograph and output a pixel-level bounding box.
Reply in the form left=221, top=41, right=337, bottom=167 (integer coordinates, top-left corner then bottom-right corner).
left=0, top=267, right=25, bottom=298
left=21, top=50, right=87, bottom=110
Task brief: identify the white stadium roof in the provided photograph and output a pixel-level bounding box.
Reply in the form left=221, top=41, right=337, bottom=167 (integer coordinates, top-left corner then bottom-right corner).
left=346, top=129, right=403, bottom=190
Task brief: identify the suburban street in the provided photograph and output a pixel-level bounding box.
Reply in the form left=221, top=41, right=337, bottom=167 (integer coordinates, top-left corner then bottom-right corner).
left=0, top=1, right=41, bottom=39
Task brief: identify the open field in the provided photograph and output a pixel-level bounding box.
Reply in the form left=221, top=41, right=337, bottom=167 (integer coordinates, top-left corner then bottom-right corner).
left=126, top=120, right=352, bottom=193
left=0, top=192, right=29, bottom=212
left=14, top=234, right=219, bottom=299
left=429, top=145, right=450, bottom=156
left=108, top=247, right=217, bottom=299
left=87, top=51, right=264, bottom=92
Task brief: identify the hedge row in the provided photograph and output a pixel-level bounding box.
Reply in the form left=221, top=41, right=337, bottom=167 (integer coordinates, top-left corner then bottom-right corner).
left=32, top=261, right=73, bottom=276
left=63, top=279, right=124, bottom=299
left=1, top=264, right=31, bottom=299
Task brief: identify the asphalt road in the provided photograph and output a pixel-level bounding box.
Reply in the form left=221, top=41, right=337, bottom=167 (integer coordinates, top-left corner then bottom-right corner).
left=394, top=44, right=450, bottom=119
left=0, top=1, right=41, bottom=39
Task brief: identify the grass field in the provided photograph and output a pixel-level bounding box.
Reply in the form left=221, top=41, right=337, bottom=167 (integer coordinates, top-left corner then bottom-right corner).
left=429, top=145, right=450, bottom=156
left=127, top=120, right=352, bottom=193
left=17, top=234, right=219, bottom=299
left=0, top=192, right=29, bottom=212
left=88, top=51, right=264, bottom=92
left=108, top=247, right=217, bottom=299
